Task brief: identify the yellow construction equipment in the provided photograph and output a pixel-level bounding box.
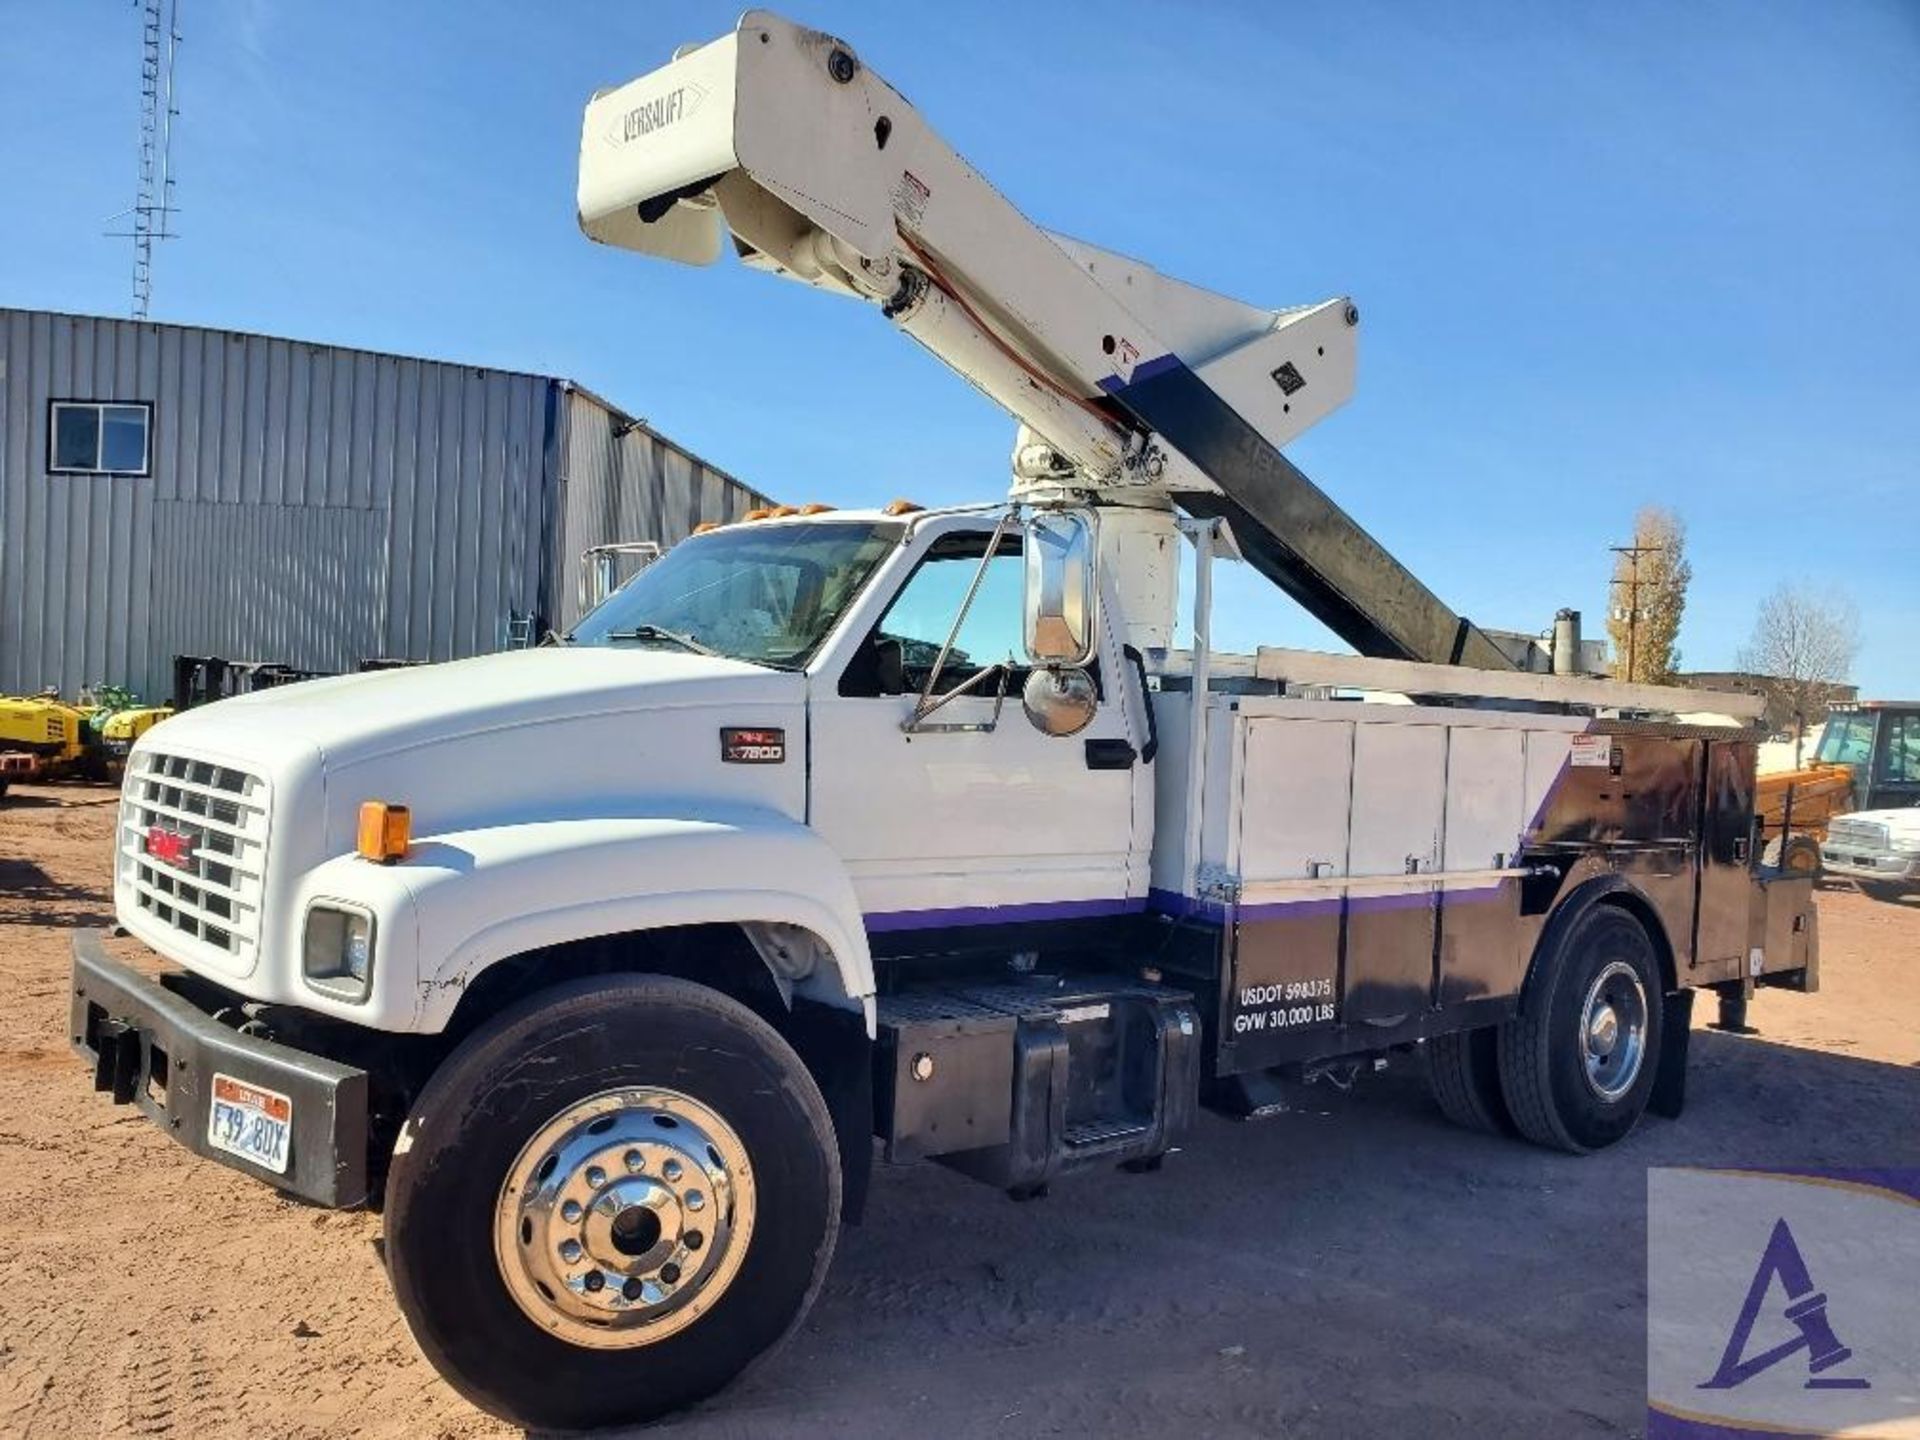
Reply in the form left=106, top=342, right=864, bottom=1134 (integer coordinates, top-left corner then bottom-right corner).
left=0, top=693, right=100, bottom=794
left=98, top=705, right=174, bottom=776
left=1753, top=763, right=1855, bottom=875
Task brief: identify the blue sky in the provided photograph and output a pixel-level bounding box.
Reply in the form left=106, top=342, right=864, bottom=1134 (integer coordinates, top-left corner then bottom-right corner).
left=4, top=1, right=1916, bottom=693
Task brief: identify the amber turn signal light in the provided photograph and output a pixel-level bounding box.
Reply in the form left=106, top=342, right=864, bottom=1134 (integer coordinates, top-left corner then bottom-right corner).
left=357, top=801, right=411, bottom=864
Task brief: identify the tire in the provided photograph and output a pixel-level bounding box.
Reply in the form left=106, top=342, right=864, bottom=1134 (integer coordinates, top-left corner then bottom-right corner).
left=384, top=974, right=841, bottom=1431
left=1425, top=1027, right=1514, bottom=1135
left=1762, top=834, right=1822, bottom=877
left=1497, top=905, right=1664, bottom=1154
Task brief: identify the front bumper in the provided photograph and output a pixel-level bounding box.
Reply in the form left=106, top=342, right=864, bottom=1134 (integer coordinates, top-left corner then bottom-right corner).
left=69, top=929, right=371, bottom=1207
left=1819, top=848, right=1920, bottom=886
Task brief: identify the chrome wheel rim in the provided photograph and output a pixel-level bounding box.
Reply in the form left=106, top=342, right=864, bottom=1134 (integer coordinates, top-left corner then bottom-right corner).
left=1580, top=960, right=1648, bottom=1103
left=493, top=1086, right=755, bottom=1349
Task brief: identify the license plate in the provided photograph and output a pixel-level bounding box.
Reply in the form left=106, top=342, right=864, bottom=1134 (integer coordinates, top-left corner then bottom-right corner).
left=207, top=1073, right=292, bottom=1175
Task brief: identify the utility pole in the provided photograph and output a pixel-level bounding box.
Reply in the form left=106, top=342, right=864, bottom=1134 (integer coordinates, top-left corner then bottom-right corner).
left=1609, top=542, right=1663, bottom=684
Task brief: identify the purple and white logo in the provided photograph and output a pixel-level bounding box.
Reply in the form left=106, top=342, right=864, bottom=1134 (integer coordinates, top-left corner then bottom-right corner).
left=1648, top=1168, right=1920, bottom=1438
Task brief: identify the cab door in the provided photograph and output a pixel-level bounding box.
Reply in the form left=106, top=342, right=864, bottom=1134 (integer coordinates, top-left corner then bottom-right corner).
left=806, top=522, right=1146, bottom=933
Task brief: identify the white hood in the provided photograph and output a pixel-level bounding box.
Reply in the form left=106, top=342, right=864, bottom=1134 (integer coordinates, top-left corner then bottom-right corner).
left=168, top=647, right=793, bottom=767
left=138, top=646, right=811, bottom=867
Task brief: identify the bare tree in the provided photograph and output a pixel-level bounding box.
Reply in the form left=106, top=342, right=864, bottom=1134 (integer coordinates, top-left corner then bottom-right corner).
left=1737, top=583, right=1861, bottom=758
left=1607, top=507, right=1691, bottom=683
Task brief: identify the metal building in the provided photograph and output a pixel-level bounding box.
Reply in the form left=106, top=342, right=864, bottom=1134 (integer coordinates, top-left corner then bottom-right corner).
left=0, top=308, right=769, bottom=702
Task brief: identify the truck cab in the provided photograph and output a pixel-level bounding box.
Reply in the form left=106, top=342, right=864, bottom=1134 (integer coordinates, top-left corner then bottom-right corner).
left=1813, top=701, right=1920, bottom=814
left=1812, top=702, right=1920, bottom=897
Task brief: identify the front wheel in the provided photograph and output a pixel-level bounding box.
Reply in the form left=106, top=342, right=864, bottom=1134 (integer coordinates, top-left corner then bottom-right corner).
left=1497, top=905, right=1664, bottom=1153
left=384, top=974, right=841, bottom=1431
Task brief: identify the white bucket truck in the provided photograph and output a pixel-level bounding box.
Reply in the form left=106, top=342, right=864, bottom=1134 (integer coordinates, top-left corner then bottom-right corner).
left=71, top=13, right=1817, bottom=1428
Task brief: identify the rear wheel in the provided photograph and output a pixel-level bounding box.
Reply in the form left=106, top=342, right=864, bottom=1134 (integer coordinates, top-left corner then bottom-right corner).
left=384, top=974, right=841, bottom=1431
left=1425, top=1027, right=1514, bottom=1135
left=1498, top=906, right=1664, bottom=1153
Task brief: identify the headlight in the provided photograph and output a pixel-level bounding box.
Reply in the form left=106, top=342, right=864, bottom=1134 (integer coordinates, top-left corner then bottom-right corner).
left=303, top=902, right=375, bottom=1001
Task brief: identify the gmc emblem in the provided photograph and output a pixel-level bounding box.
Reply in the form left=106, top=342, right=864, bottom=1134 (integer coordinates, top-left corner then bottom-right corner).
left=145, top=826, right=196, bottom=868
left=720, top=727, right=785, bottom=764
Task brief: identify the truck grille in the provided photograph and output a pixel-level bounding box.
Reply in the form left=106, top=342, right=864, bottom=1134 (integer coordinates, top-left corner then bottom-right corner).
left=119, top=750, right=271, bottom=967
left=1826, top=818, right=1890, bottom=853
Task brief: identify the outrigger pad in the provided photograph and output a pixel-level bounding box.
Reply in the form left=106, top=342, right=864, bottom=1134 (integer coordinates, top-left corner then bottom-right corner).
left=1649, top=989, right=1695, bottom=1120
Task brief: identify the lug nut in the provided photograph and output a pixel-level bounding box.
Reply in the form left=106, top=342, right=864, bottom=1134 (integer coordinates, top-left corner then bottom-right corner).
left=559, top=1239, right=582, bottom=1263
left=659, top=1262, right=682, bottom=1284
left=583, top=1271, right=606, bottom=1293
left=622, top=1277, right=646, bottom=1301
left=624, top=1149, right=645, bottom=1172
left=586, top=1166, right=606, bottom=1188
left=685, top=1230, right=704, bottom=1251
left=561, top=1200, right=582, bottom=1222
left=685, top=1190, right=705, bottom=1212
left=662, top=1158, right=683, bottom=1181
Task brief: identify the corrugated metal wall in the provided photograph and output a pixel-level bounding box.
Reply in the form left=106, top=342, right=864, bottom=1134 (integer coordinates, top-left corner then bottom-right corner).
left=552, top=386, right=771, bottom=631
left=0, top=309, right=763, bottom=700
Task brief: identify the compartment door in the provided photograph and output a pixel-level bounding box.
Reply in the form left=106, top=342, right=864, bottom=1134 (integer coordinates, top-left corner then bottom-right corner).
left=1220, top=718, right=1353, bottom=1071
left=1693, top=741, right=1755, bottom=984
left=1345, top=722, right=1447, bottom=1025
left=1439, top=726, right=1526, bottom=1005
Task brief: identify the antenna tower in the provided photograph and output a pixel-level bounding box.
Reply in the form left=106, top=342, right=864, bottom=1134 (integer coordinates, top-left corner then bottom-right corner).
left=115, top=0, right=183, bottom=318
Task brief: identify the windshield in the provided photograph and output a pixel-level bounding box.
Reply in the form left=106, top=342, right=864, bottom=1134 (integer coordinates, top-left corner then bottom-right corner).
left=567, top=520, right=902, bottom=668
left=1814, top=712, right=1876, bottom=766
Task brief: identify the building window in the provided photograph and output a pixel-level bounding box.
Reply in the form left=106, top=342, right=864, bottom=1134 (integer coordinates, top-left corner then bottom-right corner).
left=48, top=400, right=153, bottom=476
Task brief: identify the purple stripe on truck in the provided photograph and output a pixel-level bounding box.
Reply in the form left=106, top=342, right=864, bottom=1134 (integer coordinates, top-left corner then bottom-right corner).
left=862, top=895, right=1146, bottom=934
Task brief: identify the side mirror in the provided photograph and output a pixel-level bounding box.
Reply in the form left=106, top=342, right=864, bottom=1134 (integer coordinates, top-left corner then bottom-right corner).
left=1023, top=509, right=1099, bottom=667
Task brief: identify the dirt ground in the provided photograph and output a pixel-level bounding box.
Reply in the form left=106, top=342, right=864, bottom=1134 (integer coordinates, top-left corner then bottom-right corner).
left=2, top=782, right=1916, bottom=1439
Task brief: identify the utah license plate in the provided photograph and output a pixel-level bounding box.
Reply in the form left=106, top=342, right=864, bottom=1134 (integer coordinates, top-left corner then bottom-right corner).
left=207, top=1073, right=292, bottom=1174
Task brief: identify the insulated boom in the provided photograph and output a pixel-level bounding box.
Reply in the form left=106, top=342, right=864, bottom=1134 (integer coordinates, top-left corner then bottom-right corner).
left=578, top=10, right=1513, bottom=669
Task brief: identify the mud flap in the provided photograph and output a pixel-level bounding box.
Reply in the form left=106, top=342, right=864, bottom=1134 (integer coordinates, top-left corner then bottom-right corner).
left=1649, top=989, right=1693, bottom=1120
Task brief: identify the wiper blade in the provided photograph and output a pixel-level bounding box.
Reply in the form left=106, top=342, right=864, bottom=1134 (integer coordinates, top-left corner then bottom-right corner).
left=599, top=624, right=719, bottom=657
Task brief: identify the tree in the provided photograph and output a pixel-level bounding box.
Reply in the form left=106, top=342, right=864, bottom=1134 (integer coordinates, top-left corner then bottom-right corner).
left=1737, top=583, right=1861, bottom=753
left=1607, top=507, right=1691, bottom=683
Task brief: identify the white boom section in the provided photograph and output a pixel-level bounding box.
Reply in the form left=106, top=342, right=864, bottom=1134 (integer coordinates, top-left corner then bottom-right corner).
left=577, top=11, right=1352, bottom=498
left=578, top=11, right=1516, bottom=671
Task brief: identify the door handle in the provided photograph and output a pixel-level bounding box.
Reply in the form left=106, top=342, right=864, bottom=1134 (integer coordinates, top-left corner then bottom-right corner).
left=1084, top=737, right=1137, bottom=770
left=1121, top=644, right=1159, bottom=764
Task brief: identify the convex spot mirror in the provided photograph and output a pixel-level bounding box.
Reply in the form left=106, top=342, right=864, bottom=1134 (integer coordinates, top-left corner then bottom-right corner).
left=1022, top=667, right=1098, bottom=737
left=1022, top=508, right=1099, bottom=668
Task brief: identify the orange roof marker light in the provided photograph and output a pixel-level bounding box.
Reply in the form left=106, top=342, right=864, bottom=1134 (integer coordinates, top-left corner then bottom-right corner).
left=691, top=520, right=722, bottom=535
left=742, top=507, right=774, bottom=521
left=882, top=499, right=925, bottom=516
left=357, top=801, right=412, bottom=864
left=764, top=504, right=800, bottom=518
left=798, top=503, right=836, bottom=514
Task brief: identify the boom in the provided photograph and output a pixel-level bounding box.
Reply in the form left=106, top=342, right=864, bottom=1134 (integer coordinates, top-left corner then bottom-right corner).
left=578, top=11, right=1513, bottom=669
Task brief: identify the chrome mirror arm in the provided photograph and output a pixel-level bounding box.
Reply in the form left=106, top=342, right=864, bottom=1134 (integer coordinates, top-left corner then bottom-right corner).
left=902, top=660, right=1011, bottom=734
left=903, top=507, right=1017, bottom=732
